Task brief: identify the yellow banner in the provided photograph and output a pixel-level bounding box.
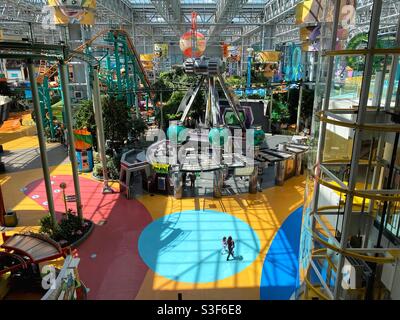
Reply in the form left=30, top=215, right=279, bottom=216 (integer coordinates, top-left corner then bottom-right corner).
left=140, top=54, right=154, bottom=71
left=296, top=0, right=356, bottom=25
left=48, top=0, right=96, bottom=25
left=255, top=51, right=281, bottom=63
left=295, top=0, right=325, bottom=25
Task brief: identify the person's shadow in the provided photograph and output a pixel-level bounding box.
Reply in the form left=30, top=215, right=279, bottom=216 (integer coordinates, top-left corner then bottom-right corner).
left=226, top=255, right=243, bottom=261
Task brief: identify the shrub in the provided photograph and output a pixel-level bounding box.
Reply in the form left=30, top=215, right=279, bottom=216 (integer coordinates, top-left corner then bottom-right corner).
left=102, top=96, right=132, bottom=146
left=92, top=157, right=119, bottom=180
left=271, top=98, right=290, bottom=124
left=57, top=211, right=83, bottom=241
left=39, top=210, right=89, bottom=245
left=93, top=163, right=104, bottom=177
left=132, top=117, right=148, bottom=139
left=39, top=214, right=60, bottom=237
left=73, top=100, right=96, bottom=133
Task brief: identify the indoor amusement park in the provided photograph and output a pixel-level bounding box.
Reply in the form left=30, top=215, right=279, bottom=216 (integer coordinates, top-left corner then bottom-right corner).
left=0, top=0, right=400, bottom=306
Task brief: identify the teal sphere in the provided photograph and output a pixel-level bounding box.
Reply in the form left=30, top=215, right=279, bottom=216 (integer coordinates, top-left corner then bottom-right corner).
left=208, top=127, right=230, bottom=146
left=167, top=124, right=187, bottom=144
left=253, top=128, right=265, bottom=146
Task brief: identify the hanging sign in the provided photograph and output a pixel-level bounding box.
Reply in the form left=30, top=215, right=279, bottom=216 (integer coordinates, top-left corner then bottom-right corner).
left=48, top=0, right=96, bottom=25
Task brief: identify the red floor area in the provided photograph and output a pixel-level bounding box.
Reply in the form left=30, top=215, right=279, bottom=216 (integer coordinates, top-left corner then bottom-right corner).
left=24, top=175, right=153, bottom=299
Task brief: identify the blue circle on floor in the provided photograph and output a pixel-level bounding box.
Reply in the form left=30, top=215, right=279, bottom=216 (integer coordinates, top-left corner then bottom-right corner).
left=138, top=210, right=261, bottom=283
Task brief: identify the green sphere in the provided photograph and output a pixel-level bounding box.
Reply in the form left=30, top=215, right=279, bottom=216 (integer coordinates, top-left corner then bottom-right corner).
left=208, top=127, right=230, bottom=146
left=167, top=124, right=187, bottom=144
left=253, top=128, right=265, bottom=146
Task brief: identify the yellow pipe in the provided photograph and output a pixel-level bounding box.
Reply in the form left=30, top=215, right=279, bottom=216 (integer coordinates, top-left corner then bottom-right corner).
left=316, top=111, right=400, bottom=132
left=311, top=231, right=395, bottom=264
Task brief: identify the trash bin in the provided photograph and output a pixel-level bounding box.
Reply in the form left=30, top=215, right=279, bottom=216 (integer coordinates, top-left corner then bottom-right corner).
left=4, top=211, right=18, bottom=227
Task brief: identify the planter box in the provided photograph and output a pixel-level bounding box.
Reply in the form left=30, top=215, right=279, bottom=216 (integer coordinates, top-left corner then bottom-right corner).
left=4, top=211, right=18, bottom=227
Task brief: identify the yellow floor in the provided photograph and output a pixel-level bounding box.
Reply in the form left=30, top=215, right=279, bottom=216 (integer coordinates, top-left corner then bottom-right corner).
left=136, top=176, right=305, bottom=300
left=0, top=114, right=40, bottom=151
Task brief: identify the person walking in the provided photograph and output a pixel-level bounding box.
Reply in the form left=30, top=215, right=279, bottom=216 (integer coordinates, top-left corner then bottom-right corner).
left=221, top=237, right=228, bottom=255
left=226, top=236, right=235, bottom=261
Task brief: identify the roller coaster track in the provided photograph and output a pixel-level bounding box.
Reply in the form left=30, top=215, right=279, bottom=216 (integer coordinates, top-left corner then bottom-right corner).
left=36, top=29, right=152, bottom=94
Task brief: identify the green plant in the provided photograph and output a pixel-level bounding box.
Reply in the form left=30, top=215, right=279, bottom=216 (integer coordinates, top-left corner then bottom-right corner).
left=102, top=96, right=132, bottom=146
left=247, top=93, right=264, bottom=100
left=271, top=95, right=290, bottom=124
left=40, top=210, right=89, bottom=245
left=132, top=117, right=148, bottom=139
left=225, top=76, right=245, bottom=88
left=93, top=163, right=103, bottom=177
left=106, top=158, right=120, bottom=180
left=73, top=100, right=96, bottom=133
left=92, top=156, right=119, bottom=180
left=57, top=211, right=83, bottom=241
left=39, top=214, right=60, bottom=237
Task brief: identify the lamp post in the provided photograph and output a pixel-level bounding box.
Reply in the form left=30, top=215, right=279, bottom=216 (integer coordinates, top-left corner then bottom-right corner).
left=60, top=182, right=67, bottom=214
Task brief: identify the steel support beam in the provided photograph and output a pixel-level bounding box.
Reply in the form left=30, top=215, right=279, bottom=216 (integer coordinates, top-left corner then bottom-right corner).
left=27, top=60, right=57, bottom=229
left=208, top=0, right=248, bottom=39
left=59, top=61, right=84, bottom=221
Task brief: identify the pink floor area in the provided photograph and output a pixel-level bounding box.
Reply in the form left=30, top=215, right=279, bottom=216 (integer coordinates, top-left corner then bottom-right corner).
left=24, top=175, right=153, bottom=299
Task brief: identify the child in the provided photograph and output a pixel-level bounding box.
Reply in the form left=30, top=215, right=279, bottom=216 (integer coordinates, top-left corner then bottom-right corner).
left=227, top=236, right=235, bottom=261
left=221, top=237, right=228, bottom=255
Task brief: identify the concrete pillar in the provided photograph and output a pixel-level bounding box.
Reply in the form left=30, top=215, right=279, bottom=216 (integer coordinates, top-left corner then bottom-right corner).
left=213, top=169, right=223, bottom=198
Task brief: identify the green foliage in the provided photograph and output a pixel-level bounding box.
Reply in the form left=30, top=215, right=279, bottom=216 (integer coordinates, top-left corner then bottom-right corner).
left=73, top=100, right=96, bottom=133
left=102, top=96, right=132, bottom=145
left=93, top=163, right=103, bottom=177
left=57, top=211, right=83, bottom=241
left=92, top=152, right=120, bottom=180
left=153, top=67, right=206, bottom=126
left=271, top=94, right=290, bottom=124
left=132, top=117, right=148, bottom=138
left=39, top=210, right=90, bottom=245
left=225, top=76, right=245, bottom=88
left=347, top=33, right=396, bottom=72
left=39, top=214, right=59, bottom=237
left=247, top=93, right=265, bottom=100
